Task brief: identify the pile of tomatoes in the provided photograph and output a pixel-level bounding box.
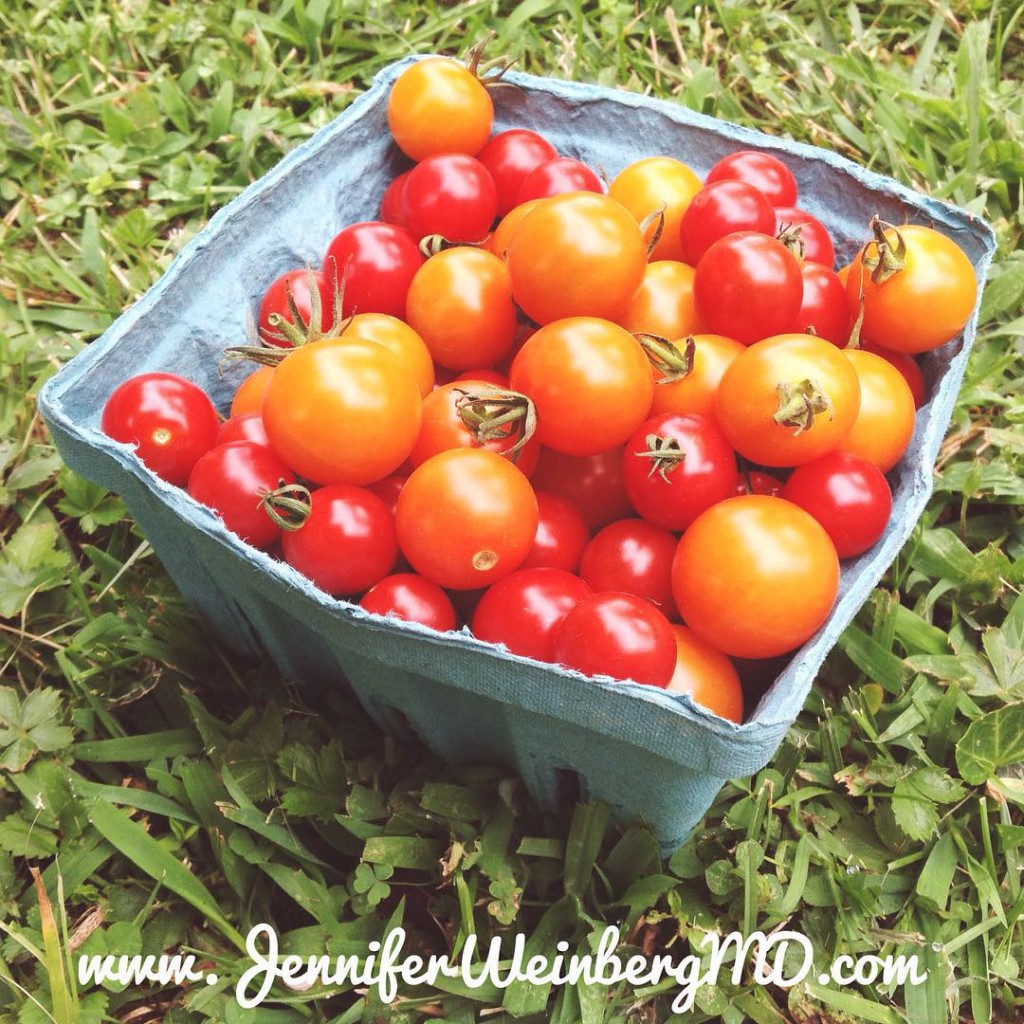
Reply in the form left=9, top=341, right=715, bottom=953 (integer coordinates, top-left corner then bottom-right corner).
left=101, top=55, right=979, bottom=724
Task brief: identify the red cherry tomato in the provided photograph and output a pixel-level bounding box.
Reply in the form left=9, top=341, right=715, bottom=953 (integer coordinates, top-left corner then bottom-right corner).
left=516, top=158, right=604, bottom=203
left=622, top=412, right=738, bottom=532
left=187, top=441, right=295, bottom=549
left=861, top=341, right=926, bottom=408
left=454, top=368, right=509, bottom=388
left=672, top=495, right=840, bottom=659
left=790, top=263, right=850, bottom=346
left=471, top=567, right=593, bottom=663
left=360, top=573, right=458, bottom=631
left=706, top=150, right=798, bottom=206
left=102, top=373, right=220, bottom=486
left=782, top=451, right=892, bottom=558
left=679, top=181, right=776, bottom=266
left=666, top=625, right=744, bottom=723
left=380, top=170, right=411, bottom=227
left=531, top=447, right=633, bottom=531
left=735, top=471, right=784, bottom=497
left=216, top=413, right=270, bottom=448
left=521, top=492, right=591, bottom=572
left=402, top=154, right=497, bottom=244
left=553, top=592, right=676, bottom=688
left=579, top=519, right=679, bottom=620
left=395, top=449, right=539, bottom=590
left=323, top=222, right=423, bottom=320
left=282, top=485, right=398, bottom=596
left=387, top=57, right=493, bottom=161
left=257, top=268, right=334, bottom=347
left=694, top=232, right=804, bottom=345
left=477, top=129, right=559, bottom=216
left=366, top=474, right=406, bottom=517
left=774, top=207, right=835, bottom=267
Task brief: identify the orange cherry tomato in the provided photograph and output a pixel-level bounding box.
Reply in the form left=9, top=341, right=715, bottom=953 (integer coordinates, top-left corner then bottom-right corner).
left=845, top=224, right=977, bottom=354
left=487, top=199, right=543, bottom=260
left=340, top=313, right=434, bottom=397
left=649, top=333, right=744, bottom=420
left=608, top=157, right=702, bottom=262
left=509, top=317, right=654, bottom=457
left=387, top=58, right=493, bottom=161
left=715, top=333, right=861, bottom=467
left=617, top=261, right=705, bottom=340
left=507, top=192, right=647, bottom=325
left=409, top=381, right=540, bottom=476
left=666, top=625, right=744, bottom=723
left=396, top=448, right=539, bottom=590
left=838, top=350, right=916, bottom=471
left=262, top=337, right=421, bottom=485
left=672, top=495, right=840, bottom=659
left=406, top=247, right=518, bottom=372
left=230, top=366, right=275, bottom=418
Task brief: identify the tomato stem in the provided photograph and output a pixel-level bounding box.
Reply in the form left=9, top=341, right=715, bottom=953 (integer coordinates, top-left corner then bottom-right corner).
left=861, top=216, right=907, bottom=284
left=260, top=482, right=312, bottom=532
left=774, top=379, right=833, bottom=434
left=261, top=261, right=348, bottom=348
left=464, top=34, right=519, bottom=90
left=638, top=334, right=696, bottom=383
left=776, top=221, right=806, bottom=260
left=634, top=433, right=686, bottom=482
left=453, top=386, right=537, bottom=462
left=638, top=203, right=667, bottom=258
left=224, top=344, right=287, bottom=367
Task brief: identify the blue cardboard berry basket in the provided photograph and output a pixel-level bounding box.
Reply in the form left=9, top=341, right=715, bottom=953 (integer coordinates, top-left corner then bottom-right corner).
left=38, top=57, right=995, bottom=852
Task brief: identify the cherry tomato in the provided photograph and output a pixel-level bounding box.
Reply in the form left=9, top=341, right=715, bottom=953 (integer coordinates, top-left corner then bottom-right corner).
left=838, top=350, right=916, bottom=471
left=672, top=495, right=839, bottom=659
left=516, top=158, right=603, bottom=203
left=323, top=222, right=423, bottom=320
left=454, top=368, right=509, bottom=388
left=487, top=199, right=543, bottom=260
left=735, top=471, right=784, bottom=497
left=187, top=441, right=295, bottom=549
left=282, top=485, right=397, bottom=596
left=617, top=261, right=704, bottom=340
left=217, top=413, right=270, bottom=448
left=679, top=181, right=776, bottom=266
left=716, top=333, right=861, bottom=467
left=706, top=150, right=798, bottom=206
left=396, top=448, right=538, bottom=590
left=387, top=57, right=492, bottom=160
left=622, top=412, right=738, bottom=531
left=579, top=519, right=679, bottom=620
left=471, top=567, right=592, bottom=663
left=608, top=156, right=702, bottom=262
left=102, top=373, right=220, bottom=486
left=366, top=474, right=406, bottom=517
left=402, top=154, right=498, bottom=244
left=509, top=317, right=654, bottom=456
left=553, top=592, right=676, bottom=687
left=262, top=338, right=422, bottom=485
left=410, top=381, right=540, bottom=476
left=790, top=263, right=850, bottom=346
left=774, top=207, right=835, bottom=267
left=846, top=224, right=977, bottom=353
left=507, top=193, right=646, bottom=324
left=338, top=312, right=434, bottom=397
left=380, top=170, right=411, bottom=227
left=782, top=451, right=892, bottom=558
left=406, top=248, right=517, bottom=370
left=257, top=268, right=334, bottom=347
left=694, top=232, right=804, bottom=345
left=861, top=341, right=926, bottom=408
left=649, top=334, right=745, bottom=420
left=230, top=366, right=274, bottom=418
left=477, top=129, right=559, bottom=216
left=520, top=492, right=590, bottom=572
left=666, top=625, right=744, bottom=723
left=531, top=447, right=633, bottom=531
left=360, top=573, right=458, bottom=631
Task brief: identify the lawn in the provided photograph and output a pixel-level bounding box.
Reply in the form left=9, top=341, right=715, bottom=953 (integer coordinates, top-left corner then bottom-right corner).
left=1, top=0, right=1023, bottom=1021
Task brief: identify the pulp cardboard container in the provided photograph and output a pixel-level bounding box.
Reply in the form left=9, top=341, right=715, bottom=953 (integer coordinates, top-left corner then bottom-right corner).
left=38, top=57, right=996, bottom=852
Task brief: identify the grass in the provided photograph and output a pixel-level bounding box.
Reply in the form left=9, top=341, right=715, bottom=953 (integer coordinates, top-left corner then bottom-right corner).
left=1, top=0, right=1023, bottom=1021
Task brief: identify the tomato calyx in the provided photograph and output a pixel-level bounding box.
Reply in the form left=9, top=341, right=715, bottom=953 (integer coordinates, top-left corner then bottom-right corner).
left=264, top=262, right=347, bottom=347
left=637, top=333, right=696, bottom=383
left=773, top=378, right=834, bottom=434
left=453, top=386, right=537, bottom=462
left=634, top=433, right=687, bottom=481
left=861, top=216, right=908, bottom=284
left=776, top=221, right=806, bottom=260
left=260, top=481, right=313, bottom=531
left=638, top=204, right=667, bottom=258
left=464, top=34, right=518, bottom=90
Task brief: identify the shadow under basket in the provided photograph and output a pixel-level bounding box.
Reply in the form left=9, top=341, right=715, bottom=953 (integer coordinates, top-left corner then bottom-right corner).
left=38, top=56, right=997, bottom=854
